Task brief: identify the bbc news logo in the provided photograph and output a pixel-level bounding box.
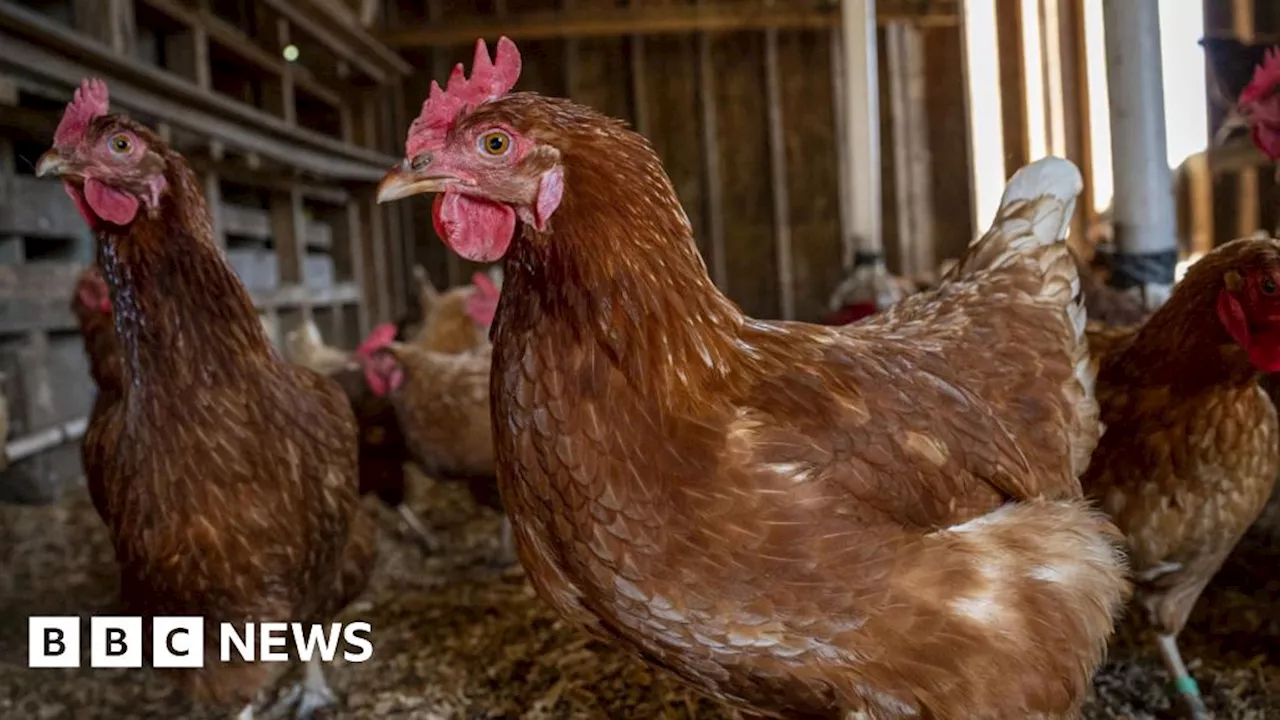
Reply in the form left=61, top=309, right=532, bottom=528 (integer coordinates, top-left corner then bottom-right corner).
left=29, top=617, right=372, bottom=668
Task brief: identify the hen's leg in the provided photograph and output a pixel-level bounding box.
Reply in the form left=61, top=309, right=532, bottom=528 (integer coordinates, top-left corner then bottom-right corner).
left=396, top=502, right=441, bottom=552
left=294, top=656, right=339, bottom=719
left=1157, top=634, right=1208, bottom=719
left=235, top=705, right=254, bottom=720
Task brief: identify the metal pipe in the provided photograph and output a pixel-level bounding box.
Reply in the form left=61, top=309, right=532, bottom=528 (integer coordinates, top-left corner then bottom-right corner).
left=1101, top=0, right=1177, bottom=304
left=5, top=416, right=88, bottom=464
left=840, top=0, right=882, bottom=266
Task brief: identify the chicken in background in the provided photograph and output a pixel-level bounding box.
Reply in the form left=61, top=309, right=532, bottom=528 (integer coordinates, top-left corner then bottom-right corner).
left=375, top=38, right=1128, bottom=717
left=1075, top=244, right=1153, bottom=327
left=360, top=324, right=511, bottom=564
left=284, top=318, right=357, bottom=376
left=406, top=265, right=502, bottom=352
left=1083, top=237, right=1280, bottom=719
left=1215, top=47, right=1280, bottom=546
left=37, top=79, right=374, bottom=719
left=822, top=259, right=914, bottom=324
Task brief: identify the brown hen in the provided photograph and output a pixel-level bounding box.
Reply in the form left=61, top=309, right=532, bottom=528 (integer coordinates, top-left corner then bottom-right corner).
left=376, top=38, right=1129, bottom=719
left=1084, top=237, right=1280, bottom=719
left=361, top=330, right=510, bottom=563
left=38, top=79, right=374, bottom=719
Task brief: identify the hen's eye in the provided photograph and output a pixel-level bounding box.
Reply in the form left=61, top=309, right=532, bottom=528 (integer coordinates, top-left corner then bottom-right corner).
left=1262, top=277, right=1277, bottom=295
left=108, top=134, right=131, bottom=154
left=480, top=131, right=510, bottom=156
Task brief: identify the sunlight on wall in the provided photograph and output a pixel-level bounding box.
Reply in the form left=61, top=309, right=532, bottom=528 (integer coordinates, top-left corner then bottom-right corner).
left=1080, top=0, right=1207, bottom=213
left=964, top=0, right=1210, bottom=217
left=1082, top=0, right=1112, bottom=213
left=963, top=0, right=1004, bottom=228
left=1021, top=0, right=1048, bottom=160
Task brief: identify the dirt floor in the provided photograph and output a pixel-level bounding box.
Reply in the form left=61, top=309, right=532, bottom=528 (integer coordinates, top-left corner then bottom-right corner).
left=0, top=469, right=1276, bottom=720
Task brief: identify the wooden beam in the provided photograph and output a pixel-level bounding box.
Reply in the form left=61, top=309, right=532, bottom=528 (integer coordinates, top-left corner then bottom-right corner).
left=762, top=4, right=794, bottom=320
left=1054, top=0, right=1090, bottom=248
left=696, top=30, right=727, bottom=289
left=886, top=23, right=936, bottom=280
left=73, top=0, right=137, bottom=56
left=994, top=0, right=1029, bottom=178
left=381, top=2, right=959, bottom=48
left=141, top=0, right=343, bottom=107
left=0, top=2, right=397, bottom=180
left=1232, top=0, right=1259, bottom=238
left=256, top=0, right=407, bottom=83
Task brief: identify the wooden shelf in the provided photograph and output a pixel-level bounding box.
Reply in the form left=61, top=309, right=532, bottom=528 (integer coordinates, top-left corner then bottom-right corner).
left=0, top=0, right=397, bottom=181
left=380, top=1, right=959, bottom=47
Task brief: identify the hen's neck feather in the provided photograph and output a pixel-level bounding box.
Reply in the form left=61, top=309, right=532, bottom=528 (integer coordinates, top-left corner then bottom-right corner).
left=97, top=153, right=272, bottom=393
left=1108, top=254, right=1254, bottom=389
left=497, top=105, right=743, bottom=398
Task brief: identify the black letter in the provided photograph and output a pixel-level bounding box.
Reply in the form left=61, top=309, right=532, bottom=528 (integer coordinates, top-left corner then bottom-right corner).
left=106, top=628, right=127, bottom=656
left=44, top=628, right=65, bottom=656
left=166, top=629, right=189, bottom=657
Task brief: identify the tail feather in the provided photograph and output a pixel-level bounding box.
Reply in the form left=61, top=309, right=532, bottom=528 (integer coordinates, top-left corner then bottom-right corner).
left=951, top=157, right=1099, bottom=476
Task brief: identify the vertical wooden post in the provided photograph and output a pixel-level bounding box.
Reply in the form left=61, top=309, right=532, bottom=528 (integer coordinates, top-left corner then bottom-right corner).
left=1232, top=0, right=1259, bottom=238
left=696, top=22, right=727, bottom=289
left=1055, top=0, right=1092, bottom=248
left=995, top=0, right=1030, bottom=178
left=73, top=0, right=137, bottom=56
left=885, top=23, right=936, bottom=280
left=270, top=188, right=308, bottom=329
left=762, top=0, right=794, bottom=320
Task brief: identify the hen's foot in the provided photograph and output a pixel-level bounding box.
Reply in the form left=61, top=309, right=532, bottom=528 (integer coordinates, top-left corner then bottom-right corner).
left=234, top=705, right=255, bottom=720
left=294, top=657, right=339, bottom=720
left=1157, top=634, right=1209, bottom=720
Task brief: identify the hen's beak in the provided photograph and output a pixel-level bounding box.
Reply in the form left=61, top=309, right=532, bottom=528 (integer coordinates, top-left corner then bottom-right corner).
left=35, top=148, right=70, bottom=178
left=376, top=165, right=457, bottom=204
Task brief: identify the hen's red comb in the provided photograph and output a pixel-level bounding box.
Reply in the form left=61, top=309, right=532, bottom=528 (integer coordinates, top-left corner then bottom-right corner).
left=55, top=78, right=110, bottom=146
left=356, top=322, right=398, bottom=360
left=1242, top=48, right=1280, bottom=105
left=405, top=37, right=521, bottom=158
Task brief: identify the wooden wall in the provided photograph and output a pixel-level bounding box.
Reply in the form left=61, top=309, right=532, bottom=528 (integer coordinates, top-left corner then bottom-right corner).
left=0, top=0, right=415, bottom=502
left=379, top=0, right=970, bottom=322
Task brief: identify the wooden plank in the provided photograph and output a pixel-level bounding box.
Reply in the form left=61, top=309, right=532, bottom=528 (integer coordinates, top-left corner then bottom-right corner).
left=0, top=176, right=90, bottom=239
left=222, top=203, right=332, bottom=248
left=0, top=2, right=397, bottom=179
left=381, top=2, right=960, bottom=47
left=885, top=23, right=936, bottom=280
left=141, top=0, right=343, bottom=107
left=629, top=36, right=651, bottom=138
left=1233, top=0, right=1259, bottom=238
left=253, top=281, right=360, bottom=309
left=328, top=202, right=368, bottom=334
left=359, top=193, right=389, bottom=322
left=636, top=0, right=704, bottom=259
left=269, top=189, right=309, bottom=327
left=697, top=29, right=727, bottom=289
left=994, top=0, right=1029, bottom=178
left=763, top=5, right=794, bottom=320
left=73, top=0, right=137, bottom=56
left=1055, top=0, right=1091, bottom=248
left=256, top=0, right=399, bottom=83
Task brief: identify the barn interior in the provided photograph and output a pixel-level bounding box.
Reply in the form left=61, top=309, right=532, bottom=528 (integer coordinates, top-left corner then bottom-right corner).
left=0, top=0, right=1278, bottom=718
